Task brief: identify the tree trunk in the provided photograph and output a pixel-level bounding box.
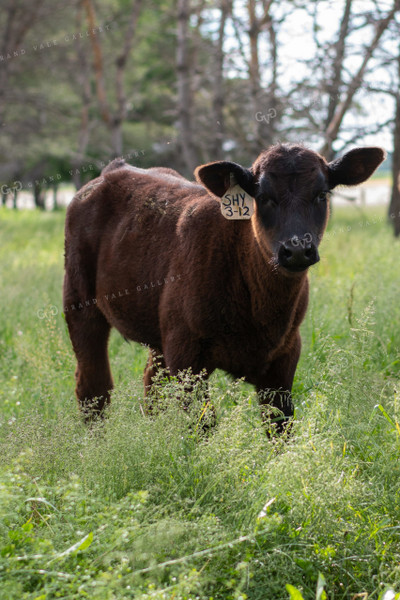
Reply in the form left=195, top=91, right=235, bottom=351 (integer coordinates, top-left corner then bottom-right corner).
left=248, top=0, right=276, bottom=150
left=81, top=0, right=111, bottom=126
left=211, top=0, right=230, bottom=157
left=82, top=0, right=142, bottom=157
left=111, top=119, right=123, bottom=158
left=53, top=184, right=59, bottom=211
left=72, top=93, right=90, bottom=188
left=265, top=9, right=278, bottom=145
left=72, top=4, right=92, bottom=190
left=390, top=48, right=400, bottom=235
left=113, top=0, right=143, bottom=157
left=33, top=182, right=45, bottom=210
left=13, top=188, right=18, bottom=210
left=323, top=0, right=353, bottom=161
left=248, top=0, right=262, bottom=151
left=391, top=171, right=400, bottom=236
left=176, top=0, right=199, bottom=173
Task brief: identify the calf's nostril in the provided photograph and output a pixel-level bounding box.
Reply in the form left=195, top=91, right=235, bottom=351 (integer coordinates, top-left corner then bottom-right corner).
left=282, top=247, right=292, bottom=258
left=304, top=248, right=313, bottom=258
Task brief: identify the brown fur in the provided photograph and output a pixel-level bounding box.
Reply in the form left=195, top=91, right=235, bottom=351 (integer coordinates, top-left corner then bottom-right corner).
left=63, top=145, right=385, bottom=425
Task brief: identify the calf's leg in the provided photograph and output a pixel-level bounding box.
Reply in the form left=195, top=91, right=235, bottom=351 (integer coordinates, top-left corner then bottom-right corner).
left=65, top=307, right=113, bottom=422
left=256, top=334, right=301, bottom=432
left=162, top=331, right=216, bottom=429
left=142, top=347, right=168, bottom=416
left=143, top=347, right=166, bottom=394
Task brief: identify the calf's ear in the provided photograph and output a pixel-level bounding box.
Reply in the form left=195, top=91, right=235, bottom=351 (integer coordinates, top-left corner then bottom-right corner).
left=195, top=161, right=255, bottom=197
left=328, top=147, right=386, bottom=188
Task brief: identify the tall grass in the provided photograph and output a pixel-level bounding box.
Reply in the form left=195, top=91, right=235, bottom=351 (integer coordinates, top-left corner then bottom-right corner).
left=1, top=206, right=400, bottom=599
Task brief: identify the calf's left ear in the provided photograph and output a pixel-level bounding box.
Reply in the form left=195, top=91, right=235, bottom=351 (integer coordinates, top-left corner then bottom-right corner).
left=195, top=161, right=256, bottom=197
left=328, top=147, right=386, bottom=188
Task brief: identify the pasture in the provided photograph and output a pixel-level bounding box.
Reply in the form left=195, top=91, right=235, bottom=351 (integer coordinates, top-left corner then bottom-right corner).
left=1, top=205, right=400, bottom=599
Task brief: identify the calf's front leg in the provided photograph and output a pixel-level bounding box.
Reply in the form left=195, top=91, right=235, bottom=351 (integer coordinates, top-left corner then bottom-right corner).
left=162, top=330, right=216, bottom=430
left=255, top=334, right=301, bottom=432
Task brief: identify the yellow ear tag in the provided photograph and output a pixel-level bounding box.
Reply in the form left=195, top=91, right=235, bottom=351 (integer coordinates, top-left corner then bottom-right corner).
left=220, top=174, right=254, bottom=220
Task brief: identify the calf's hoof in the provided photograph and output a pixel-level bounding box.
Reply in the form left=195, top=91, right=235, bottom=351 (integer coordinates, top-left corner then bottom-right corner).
left=78, top=397, right=109, bottom=426
left=261, top=394, right=294, bottom=436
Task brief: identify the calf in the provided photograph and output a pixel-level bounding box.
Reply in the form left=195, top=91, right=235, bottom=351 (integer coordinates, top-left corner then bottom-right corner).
left=63, top=144, right=385, bottom=427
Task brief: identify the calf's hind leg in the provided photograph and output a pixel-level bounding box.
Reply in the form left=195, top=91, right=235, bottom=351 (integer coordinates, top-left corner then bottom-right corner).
left=143, top=347, right=179, bottom=418
left=162, top=332, right=216, bottom=430
left=65, top=307, right=113, bottom=422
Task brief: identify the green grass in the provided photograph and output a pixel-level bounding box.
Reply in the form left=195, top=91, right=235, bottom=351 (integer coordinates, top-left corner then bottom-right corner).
left=1, top=206, right=400, bottom=599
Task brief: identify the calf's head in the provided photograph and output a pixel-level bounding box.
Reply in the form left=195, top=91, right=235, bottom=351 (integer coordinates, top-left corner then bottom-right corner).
left=196, top=144, right=385, bottom=274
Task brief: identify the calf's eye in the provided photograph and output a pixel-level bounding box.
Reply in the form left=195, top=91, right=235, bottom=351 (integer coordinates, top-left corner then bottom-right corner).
left=315, top=191, right=329, bottom=203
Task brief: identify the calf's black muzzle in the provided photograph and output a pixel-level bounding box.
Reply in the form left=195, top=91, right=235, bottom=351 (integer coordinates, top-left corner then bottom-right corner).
left=277, top=237, right=320, bottom=273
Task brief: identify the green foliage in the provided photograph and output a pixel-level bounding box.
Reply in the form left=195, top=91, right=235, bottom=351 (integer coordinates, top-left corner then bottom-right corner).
left=0, top=0, right=178, bottom=194
left=1, top=206, right=400, bottom=598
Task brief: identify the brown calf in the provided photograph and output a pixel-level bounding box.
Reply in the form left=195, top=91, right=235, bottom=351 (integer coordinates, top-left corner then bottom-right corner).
left=63, top=144, right=385, bottom=427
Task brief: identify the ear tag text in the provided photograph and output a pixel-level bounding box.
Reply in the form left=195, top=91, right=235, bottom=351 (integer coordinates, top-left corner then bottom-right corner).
left=220, top=177, right=254, bottom=220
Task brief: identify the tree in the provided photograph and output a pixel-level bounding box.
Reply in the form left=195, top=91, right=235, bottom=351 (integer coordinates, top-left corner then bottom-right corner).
left=0, top=0, right=47, bottom=118
left=319, top=0, right=399, bottom=158
left=176, top=0, right=200, bottom=172
left=210, top=0, right=231, bottom=158
left=388, top=42, right=400, bottom=235
left=82, top=0, right=144, bottom=157
left=1, top=0, right=399, bottom=209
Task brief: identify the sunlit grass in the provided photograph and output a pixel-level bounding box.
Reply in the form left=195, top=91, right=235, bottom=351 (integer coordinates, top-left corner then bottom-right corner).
left=1, top=205, right=400, bottom=599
